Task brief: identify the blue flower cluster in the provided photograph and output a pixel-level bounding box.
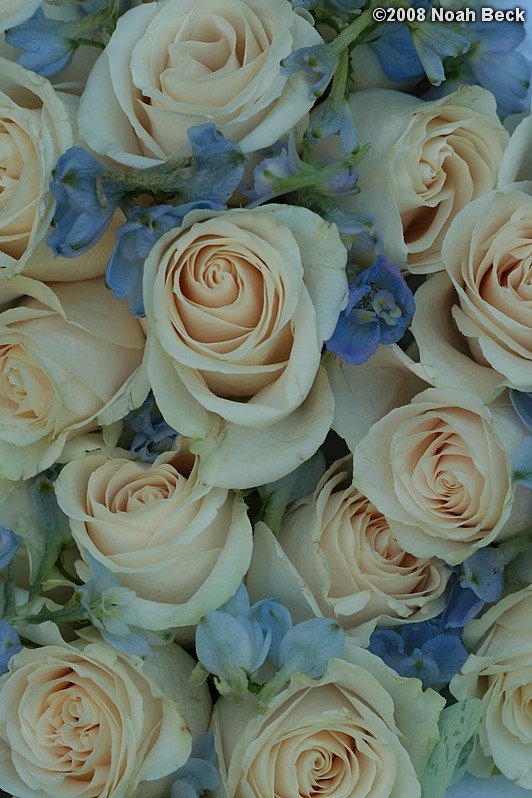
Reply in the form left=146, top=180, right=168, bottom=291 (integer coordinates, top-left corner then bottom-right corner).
left=326, top=256, right=415, bottom=364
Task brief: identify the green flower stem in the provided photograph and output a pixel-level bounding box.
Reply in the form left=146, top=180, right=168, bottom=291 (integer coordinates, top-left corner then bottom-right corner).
left=2, top=562, right=16, bottom=619
left=333, top=7, right=377, bottom=53
left=11, top=606, right=88, bottom=626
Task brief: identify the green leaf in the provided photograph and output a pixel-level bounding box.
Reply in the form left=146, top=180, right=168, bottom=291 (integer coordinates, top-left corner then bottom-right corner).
left=420, top=697, right=483, bottom=798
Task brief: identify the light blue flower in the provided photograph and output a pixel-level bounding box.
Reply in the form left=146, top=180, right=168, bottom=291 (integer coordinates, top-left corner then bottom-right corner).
left=0, top=526, right=21, bottom=573
left=119, top=392, right=177, bottom=462
left=512, top=436, right=532, bottom=489
left=171, top=733, right=220, bottom=798
left=249, top=599, right=293, bottom=667
left=5, top=9, right=76, bottom=78
left=0, top=619, right=22, bottom=675
left=510, top=390, right=532, bottom=432
left=183, top=125, right=246, bottom=205
left=326, top=257, right=415, bottom=364
left=48, top=147, right=123, bottom=257
left=369, top=622, right=468, bottom=689
left=76, top=556, right=153, bottom=658
left=281, top=42, right=339, bottom=98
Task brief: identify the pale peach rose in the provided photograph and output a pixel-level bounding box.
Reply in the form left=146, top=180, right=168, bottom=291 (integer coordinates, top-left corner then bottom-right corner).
left=54, top=446, right=253, bottom=640
left=353, top=388, right=532, bottom=565
left=318, top=86, right=508, bottom=274
left=144, top=204, right=348, bottom=489
left=0, top=276, right=147, bottom=481
left=451, top=586, right=532, bottom=789
left=275, top=456, right=449, bottom=631
left=78, top=0, right=322, bottom=167
left=212, top=643, right=444, bottom=798
left=0, top=58, right=74, bottom=280
left=0, top=638, right=211, bottom=798
left=439, top=187, right=532, bottom=391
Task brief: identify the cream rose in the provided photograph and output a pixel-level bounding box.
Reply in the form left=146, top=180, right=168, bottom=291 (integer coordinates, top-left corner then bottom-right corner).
left=0, top=638, right=211, bottom=798
left=451, top=587, right=532, bottom=789
left=78, top=0, right=322, bottom=167
left=439, top=187, right=532, bottom=391
left=275, top=456, right=449, bottom=631
left=0, top=58, right=74, bottom=280
left=144, top=204, right=348, bottom=489
left=0, top=0, right=40, bottom=31
left=319, top=86, right=508, bottom=274
left=0, top=276, right=147, bottom=481
left=54, top=446, right=253, bottom=640
left=353, top=387, right=532, bottom=565
left=212, top=643, right=444, bottom=798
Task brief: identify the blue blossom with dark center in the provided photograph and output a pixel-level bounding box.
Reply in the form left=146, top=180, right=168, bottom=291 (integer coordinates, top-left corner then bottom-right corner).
left=325, top=257, right=415, bottom=365
left=426, top=19, right=530, bottom=116
left=0, top=620, right=22, bottom=675
left=368, top=621, right=468, bottom=689
left=5, top=9, right=77, bottom=78
left=119, top=392, right=177, bottom=462
left=0, top=526, right=21, bottom=573
left=106, top=200, right=222, bottom=316
left=48, top=147, right=124, bottom=258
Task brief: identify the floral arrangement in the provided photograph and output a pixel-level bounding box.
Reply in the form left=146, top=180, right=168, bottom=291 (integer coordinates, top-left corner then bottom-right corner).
left=0, top=0, right=531, bottom=797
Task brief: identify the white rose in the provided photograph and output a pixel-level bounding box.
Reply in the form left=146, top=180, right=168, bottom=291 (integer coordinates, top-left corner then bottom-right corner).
left=275, top=456, right=449, bottom=630
left=433, top=188, right=532, bottom=392
left=144, top=204, right=348, bottom=489
left=451, top=587, right=532, bottom=789
left=0, top=638, right=211, bottom=798
left=0, top=276, right=147, bottom=481
left=78, top=0, right=322, bottom=167
left=54, top=446, right=253, bottom=641
left=212, top=643, right=444, bottom=798
left=0, top=58, right=74, bottom=280
left=0, top=0, right=40, bottom=31
left=353, top=387, right=532, bottom=565
left=320, top=86, right=508, bottom=273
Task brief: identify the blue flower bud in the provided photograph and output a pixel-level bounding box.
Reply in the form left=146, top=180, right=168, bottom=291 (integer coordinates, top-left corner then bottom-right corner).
left=249, top=599, right=293, bottom=667
left=276, top=617, right=345, bottom=680
left=5, top=9, right=76, bottom=78
left=195, top=610, right=271, bottom=693
left=48, top=147, right=123, bottom=257
left=281, top=43, right=339, bottom=99
left=0, top=526, right=21, bottom=572
left=171, top=732, right=220, bottom=798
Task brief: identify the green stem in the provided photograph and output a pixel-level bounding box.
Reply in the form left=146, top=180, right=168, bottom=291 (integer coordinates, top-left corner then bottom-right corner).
left=333, top=7, right=376, bottom=52
left=12, top=605, right=87, bottom=626
left=3, top=562, right=16, bottom=619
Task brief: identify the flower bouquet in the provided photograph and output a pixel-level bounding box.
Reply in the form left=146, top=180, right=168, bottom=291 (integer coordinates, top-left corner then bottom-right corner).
left=0, top=0, right=531, bottom=796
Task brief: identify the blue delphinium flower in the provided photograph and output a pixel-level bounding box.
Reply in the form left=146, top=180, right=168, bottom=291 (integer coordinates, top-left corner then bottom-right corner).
left=512, top=436, right=532, bottom=489
left=119, top=392, right=177, bottom=462
left=183, top=125, right=246, bottom=205
left=106, top=199, right=222, bottom=316
left=426, top=19, right=530, bottom=117
left=171, top=733, right=221, bottom=798
left=76, top=555, right=154, bottom=658
left=281, top=42, right=340, bottom=99
left=0, top=526, right=21, bottom=572
left=326, top=256, right=415, bottom=365
left=48, top=147, right=124, bottom=257
left=369, top=621, right=468, bottom=689
left=370, top=0, right=470, bottom=86
left=5, top=8, right=77, bottom=78
left=0, top=619, right=22, bottom=675
left=441, top=546, right=507, bottom=628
